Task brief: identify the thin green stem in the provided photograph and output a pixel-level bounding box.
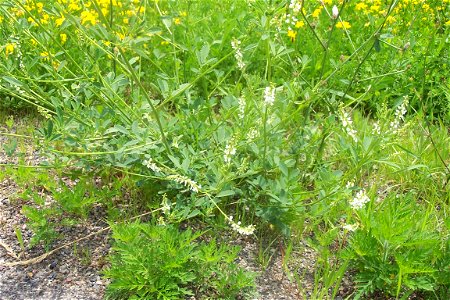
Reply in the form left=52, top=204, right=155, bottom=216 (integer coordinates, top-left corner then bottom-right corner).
left=91, top=0, right=172, bottom=155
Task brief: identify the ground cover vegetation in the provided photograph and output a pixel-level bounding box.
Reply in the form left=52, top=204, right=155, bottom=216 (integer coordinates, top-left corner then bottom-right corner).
left=0, top=0, right=449, bottom=299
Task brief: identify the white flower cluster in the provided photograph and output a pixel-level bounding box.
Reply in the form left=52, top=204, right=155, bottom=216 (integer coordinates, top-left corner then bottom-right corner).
left=231, top=38, right=245, bottom=70
left=284, top=13, right=299, bottom=31
left=372, top=121, right=381, bottom=135
left=228, top=215, right=255, bottom=235
left=350, top=189, right=370, bottom=210
left=345, top=181, right=354, bottom=189
left=161, top=195, right=171, bottom=215
left=238, top=96, right=246, bottom=119
left=264, top=85, right=276, bottom=106
left=390, top=96, right=409, bottom=132
left=143, top=157, right=161, bottom=172
left=289, top=0, right=302, bottom=14
left=224, top=139, right=237, bottom=164
left=339, top=108, right=358, bottom=142
left=167, top=174, right=201, bottom=193
left=246, top=128, right=258, bottom=141
left=342, top=223, right=358, bottom=231
left=37, top=106, right=52, bottom=119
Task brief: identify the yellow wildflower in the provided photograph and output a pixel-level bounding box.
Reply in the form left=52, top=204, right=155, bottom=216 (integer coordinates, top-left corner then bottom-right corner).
left=40, top=51, right=50, bottom=61
left=336, top=21, right=351, bottom=29
left=15, top=9, right=25, bottom=17
left=80, top=10, right=98, bottom=26
left=52, top=60, right=60, bottom=70
left=40, top=13, right=50, bottom=25
left=36, top=2, right=44, bottom=12
left=55, top=16, right=65, bottom=26
left=31, top=39, right=38, bottom=46
left=5, top=43, right=15, bottom=56
left=287, top=29, right=297, bottom=42
left=370, top=5, right=380, bottom=13
left=446, top=20, right=450, bottom=26
left=68, top=2, right=81, bottom=12
left=116, top=32, right=125, bottom=40
left=174, top=18, right=181, bottom=25
left=60, top=33, right=67, bottom=44
left=180, top=11, right=187, bottom=17
left=355, top=3, right=368, bottom=11
left=295, top=20, right=305, bottom=28
left=312, top=8, right=322, bottom=18
left=386, top=16, right=395, bottom=24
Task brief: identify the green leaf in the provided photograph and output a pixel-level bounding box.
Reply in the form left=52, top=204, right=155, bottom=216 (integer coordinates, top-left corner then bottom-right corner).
left=197, top=43, right=210, bottom=65
left=216, top=190, right=235, bottom=198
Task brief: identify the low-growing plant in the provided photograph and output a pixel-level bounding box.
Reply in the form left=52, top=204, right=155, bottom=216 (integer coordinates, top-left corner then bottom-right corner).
left=0, top=0, right=449, bottom=298
left=103, top=221, right=255, bottom=300
left=343, top=192, right=449, bottom=299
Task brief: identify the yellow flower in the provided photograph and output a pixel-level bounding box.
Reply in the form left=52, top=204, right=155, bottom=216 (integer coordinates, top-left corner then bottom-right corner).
left=60, top=33, right=67, bottom=44
left=36, top=2, right=44, bottom=13
left=15, top=9, right=25, bottom=17
left=116, top=32, right=125, bottom=40
left=445, top=20, right=450, bottom=26
left=323, top=0, right=332, bottom=5
left=40, top=13, right=50, bottom=25
left=287, top=29, right=297, bottom=42
left=370, top=5, right=380, bottom=13
left=355, top=3, right=368, bottom=11
left=31, top=39, right=38, bottom=46
left=27, top=17, right=37, bottom=26
left=40, top=51, right=50, bottom=61
left=180, top=11, right=187, bottom=17
left=52, top=60, right=60, bottom=70
left=68, top=2, right=81, bottom=12
left=295, top=20, right=305, bottom=28
left=174, top=18, right=181, bottom=25
left=336, top=21, right=351, bottom=29
left=0, top=15, right=3, bottom=23
left=123, top=18, right=129, bottom=24
left=55, top=16, right=65, bottom=27
left=5, top=43, right=15, bottom=56
left=99, top=7, right=108, bottom=16
left=80, top=10, right=98, bottom=26
left=312, top=8, right=322, bottom=18
left=386, top=15, right=395, bottom=24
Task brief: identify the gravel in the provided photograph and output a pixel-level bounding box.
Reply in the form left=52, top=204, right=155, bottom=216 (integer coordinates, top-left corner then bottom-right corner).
left=1, top=121, right=351, bottom=300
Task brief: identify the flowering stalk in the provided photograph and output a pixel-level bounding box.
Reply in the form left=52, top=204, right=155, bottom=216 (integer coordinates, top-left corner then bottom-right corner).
left=349, top=189, right=370, bottom=210
left=167, top=174, right=201, bottom=193
left=389, top=95, right=409, bottom=133
left=231, top=38, right=245, bottom=70
left=224, top=139, right=237, bottom=165
left=339, top=107, right=358, bottom=142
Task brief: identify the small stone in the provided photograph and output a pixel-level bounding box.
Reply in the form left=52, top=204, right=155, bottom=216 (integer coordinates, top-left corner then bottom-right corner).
left=49, top=260, right=58, bottom=269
